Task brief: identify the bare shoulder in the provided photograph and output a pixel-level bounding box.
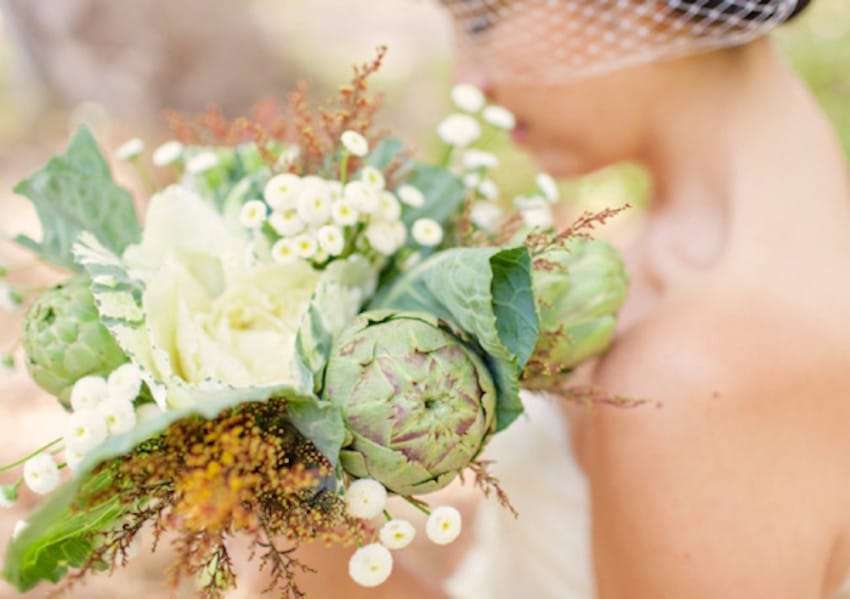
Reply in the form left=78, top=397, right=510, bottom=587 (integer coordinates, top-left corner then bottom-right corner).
left=580, top=285, right=850, bottom=598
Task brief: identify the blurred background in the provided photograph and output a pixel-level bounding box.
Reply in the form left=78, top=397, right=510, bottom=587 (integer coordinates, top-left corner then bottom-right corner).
left=0, top=0, right=848, bottom=596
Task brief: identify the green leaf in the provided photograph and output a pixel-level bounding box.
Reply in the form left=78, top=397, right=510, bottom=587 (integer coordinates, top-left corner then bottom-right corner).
left=14, top=126, right=142, bottom=271
left=400, top=163, right=465, bottom=228
left=371, top=246, right=539, bottom=431
left=365, top=138, right=407, bottom=171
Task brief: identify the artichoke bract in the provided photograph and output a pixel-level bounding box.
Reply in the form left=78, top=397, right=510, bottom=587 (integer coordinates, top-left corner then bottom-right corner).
left=23, top=276, right=127, bottom=409
left=323, top=311, right=497, bottom=496
left=526, top=237, right=628, bottom=383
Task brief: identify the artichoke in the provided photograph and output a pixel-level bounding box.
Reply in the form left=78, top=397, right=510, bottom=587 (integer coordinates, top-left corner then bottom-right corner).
left=323, top=311, right=497, bottom=496
left=23, top=276, right=127, bottom=409
left=525, top=237, right=628, bottom=383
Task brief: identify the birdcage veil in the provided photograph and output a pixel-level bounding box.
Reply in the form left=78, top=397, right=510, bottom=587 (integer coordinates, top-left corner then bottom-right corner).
left=439, top=0, right=804, bottom=83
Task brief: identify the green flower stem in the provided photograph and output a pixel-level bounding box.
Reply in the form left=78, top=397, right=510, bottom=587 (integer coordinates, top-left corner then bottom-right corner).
left=402, top=496, right=431, bottom=516
left=0, top=437, right=63, bottom=474
left=438, top=144, right=454, bottom=168
left=339, top=150, right=351, bottom=184
left=382, top=509, right=393, bottom=522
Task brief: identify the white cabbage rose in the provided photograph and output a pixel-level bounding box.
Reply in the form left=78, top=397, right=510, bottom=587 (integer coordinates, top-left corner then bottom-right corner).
left=121, top=186, right=373, bottom=409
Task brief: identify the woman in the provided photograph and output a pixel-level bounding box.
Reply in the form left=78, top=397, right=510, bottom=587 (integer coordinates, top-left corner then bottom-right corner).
left=441, top=1, right=850, bottom=597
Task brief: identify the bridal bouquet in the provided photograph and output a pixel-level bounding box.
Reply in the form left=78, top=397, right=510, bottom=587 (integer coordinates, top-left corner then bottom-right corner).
left=1, top=49, right=628, bottom=597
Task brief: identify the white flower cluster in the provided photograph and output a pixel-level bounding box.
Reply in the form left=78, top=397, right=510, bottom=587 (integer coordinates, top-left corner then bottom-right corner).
left=343, top=478, right=462, bottom=588
left=240, top=131, right=442, bottom=264
left=438, top=83, right=516, bottom=152
left=17, top=363, right=148, bottom=498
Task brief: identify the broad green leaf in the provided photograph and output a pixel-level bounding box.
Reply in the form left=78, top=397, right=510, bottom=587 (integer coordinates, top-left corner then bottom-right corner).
left=365, top=138, right=407, bottom=172
left=400, top=163, right=466, bottom=228
left=371, top=246, right=539, bottom=431
left=14, top=126, right=141, bottom=271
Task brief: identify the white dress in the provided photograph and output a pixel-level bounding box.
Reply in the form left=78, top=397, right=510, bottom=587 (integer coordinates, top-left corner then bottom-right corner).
left=446, top=393, right=850, bottom=599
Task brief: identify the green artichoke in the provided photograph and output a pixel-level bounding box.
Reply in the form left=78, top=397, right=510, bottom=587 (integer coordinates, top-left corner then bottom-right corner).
left=525, top=237, right=628, bottom=384
left=23, top=276, right=127, bottom=409
left=323, top=311, right=497, bottom=496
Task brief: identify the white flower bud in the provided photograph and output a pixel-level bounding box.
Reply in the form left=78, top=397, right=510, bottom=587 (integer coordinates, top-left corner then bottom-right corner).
left=451, top=83, right=486, bottom=113
left=345, top=478, right=387, bottom=520
left=23, top=453, right=60, bottom=495
left=426, top=506, right=462, bottom=545
left=470, top=201, right=504, bottom=232
left=135, top=403, right=164, bottom=423
left=271, top=238, right=298, bottom=264
left=186, top=151, right=219, bottom=174
left=269, top=208, right=305, bottom=238
left=107, top=363, right=142, bottom=403
left=349, top=543, right=393, bottom=588
left=65, top=408, right=108, bottom=454
left=437, top=114, right=482, bottom=148
left=536, top=173, right=560, bottom=202
left=482, top=105, right=516, bottom=130
left=264, top=173, right=303, bottom=210
left=463, top=172, right=482, bottom=190
left=397, top=185, right=425, bottom=208
left=477, top=178, right=499, bottom=200
left=317, top=225, right=345, bottom=257
left=365, top=220, right=406, bottom=256
left=519, top=196, right=554, bottom=229
left=331, top=198, right=359, bottom=226
left=115, top=138, right=145, bottom=161
left=12, top=520, right=28, bottom=540
left=341, top=130, right=369, bottom=157
left=345, top=181, right=380, bottom=215
left=462, top=149, right=499, bottom=170
left=70, top=376, right=109, bottom=412
left=239, top=200, right=267, bottom=229
left=292, top=233, right=318, bottom=259
left=377, top=192, right=402, bottom=222
left=412, top=218, right=444, bottom=247
left=296, top=182, right=332, bottom=226
left=152, top=140, right=183, bottom=166
left=360, top=166, right=385, bottom=191
left=379, top=519, right=416, bottom=550
left=65, top=447, right=86, bottom=472
left=98, top=399, right=137, bottom=436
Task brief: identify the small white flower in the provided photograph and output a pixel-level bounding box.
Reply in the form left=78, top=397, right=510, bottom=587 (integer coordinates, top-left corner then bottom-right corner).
left=360, top=166, right=385, bottom=191
left=135, top=403, right=164, bottom=423
left=0, top=484, right=17, bottom=508
left=522, top=206, right=555, bottom=230
left=462, top=149, right=499, bottom=170
left=345, top=478, right=387, bottom=519
left=412, top=218, right=444, bottom=247
left=331, top=198, right=359, bottom=226
left=292, top=233, right=318, bottom=259
left=0, top=283, right=20, bottom=312
left=98, top=399, right=137, bottom=436
left=70, top=375, right=109, bottom=412
left=397, top=185, right=425, bottom=208
left=152, top=140, right=183, bottom=166
left=239, top=200, right=267, bottom=229
left=463, top=172, right=482, bottom=190
left=317, top=225, right=345, bottom=257
left=451, top=83, right=486, bottom=113
left=365, top=220, right=407, bottom=256
left=107, top=363, right=142, bottom=403
left=23, top=453, right=60, bottom=495
left=115, top=138, right=145, bottom=161
left=269, top=208, right=305, bottom=237
left=185, top=151, right=219, bottom=174
left=536, top=173, right=560, bottom=202
left=377, top=192, right=402, bottom=222
left=264, top=173, right=303, bottom=209
left=65, top=447, right=86, bottom=472
left=349, top=543, right=393, bottom=588
left=65, top=408, right=108, bottom=454
left=379, top=519, right=416, bottom=550
left=470, top=201, right=504, bottom=232
left=345, top=181, right=379, bottom=214
left=12, top=520, right=28, bottom=540
left=271, top=238, right=298, bottom=264
left=483, top=105, right=516, bottom=130
left=296, top=182, right=332, bottom=226
left=341, top=130, right=369, bottom=157
left=426, top=506, right=462, bottom=545
left=437, top=114, right=482, bottom=148
left=478, top=178, right=500, bottom=200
